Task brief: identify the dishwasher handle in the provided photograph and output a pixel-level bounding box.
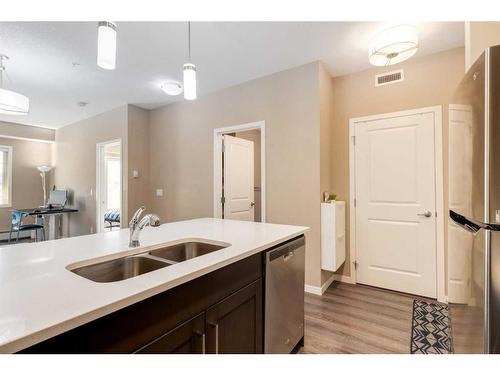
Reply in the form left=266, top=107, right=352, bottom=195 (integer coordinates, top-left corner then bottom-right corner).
left=266, top=236, right=305, bottom=262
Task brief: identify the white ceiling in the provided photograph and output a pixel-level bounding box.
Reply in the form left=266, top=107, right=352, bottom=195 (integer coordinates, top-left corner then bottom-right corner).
left=0, top=22, right=464, bottom=129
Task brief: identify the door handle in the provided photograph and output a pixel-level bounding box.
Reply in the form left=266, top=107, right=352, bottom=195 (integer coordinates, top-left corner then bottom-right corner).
left=417, top=210, right=432, bottom=218
left=208, top=322, right=219, bottom=354
left=250, top=202, right=255, bottom=208
left=194, top=330, right=206, bottom=354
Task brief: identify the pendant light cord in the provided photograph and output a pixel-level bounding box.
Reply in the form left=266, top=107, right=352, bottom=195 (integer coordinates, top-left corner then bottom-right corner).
left=188, top=21, right=191, bottom=62
left=0, top=56, right=3, bottom=87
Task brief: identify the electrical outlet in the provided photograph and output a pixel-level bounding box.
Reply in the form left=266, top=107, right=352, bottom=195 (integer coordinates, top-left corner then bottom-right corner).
left=156, top=189, right=163, bottom=197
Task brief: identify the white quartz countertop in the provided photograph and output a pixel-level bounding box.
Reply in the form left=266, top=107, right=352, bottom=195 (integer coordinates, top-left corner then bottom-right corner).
left=0, top=218, right=308, bottom=353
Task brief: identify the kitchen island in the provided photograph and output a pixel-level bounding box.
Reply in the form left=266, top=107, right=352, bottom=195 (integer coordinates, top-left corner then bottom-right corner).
left=0, top=218, right=307, bottom=353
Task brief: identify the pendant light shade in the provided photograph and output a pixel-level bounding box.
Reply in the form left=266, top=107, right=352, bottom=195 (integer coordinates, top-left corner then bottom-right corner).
left=369, top=25, right=418, bottom=66
left=0, top=88, right=29, bottom=115
left=183, top=22, right=197, bottom=100
left=0, top=55, right=29, bottom=115
left=97, top=21, right=117, bottom=70
left=183, top=63, right=197, bottom=100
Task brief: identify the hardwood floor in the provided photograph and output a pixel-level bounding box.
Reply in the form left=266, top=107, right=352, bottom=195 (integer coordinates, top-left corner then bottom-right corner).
left=300, top=282, right=433, bottom=354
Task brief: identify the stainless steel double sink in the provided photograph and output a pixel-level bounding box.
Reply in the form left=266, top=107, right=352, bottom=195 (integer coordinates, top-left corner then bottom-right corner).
left=70, top=241, right=228, bottom=283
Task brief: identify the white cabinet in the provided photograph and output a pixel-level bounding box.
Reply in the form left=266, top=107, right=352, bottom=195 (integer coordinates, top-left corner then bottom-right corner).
left=321, top=202, right=345, bottom=272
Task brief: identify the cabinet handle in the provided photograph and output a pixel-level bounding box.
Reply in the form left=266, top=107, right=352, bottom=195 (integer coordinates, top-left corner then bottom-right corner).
left=194, top=330, right=206, bottom=354
left=209, top=322, right=219, bottom=354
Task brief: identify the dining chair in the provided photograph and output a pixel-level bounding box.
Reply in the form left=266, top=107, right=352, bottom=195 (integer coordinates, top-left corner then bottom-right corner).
left=9, top=209, right=46, bottom=243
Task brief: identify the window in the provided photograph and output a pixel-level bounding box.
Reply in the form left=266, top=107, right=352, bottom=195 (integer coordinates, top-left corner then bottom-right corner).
left=0, top=145, right=12, bottom=207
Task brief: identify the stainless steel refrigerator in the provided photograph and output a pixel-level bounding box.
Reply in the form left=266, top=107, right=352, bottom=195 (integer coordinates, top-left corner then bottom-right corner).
left=448, top=45, right=500, bottom=353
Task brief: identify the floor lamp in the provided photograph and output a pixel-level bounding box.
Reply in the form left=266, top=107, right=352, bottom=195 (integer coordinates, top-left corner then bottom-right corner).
left=37, top=166, right=52, bottom=206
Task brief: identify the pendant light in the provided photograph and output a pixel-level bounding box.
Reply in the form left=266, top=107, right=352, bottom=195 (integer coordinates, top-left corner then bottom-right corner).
left=183, top=21, right=197, bottom=100
left=369, top=25, right=418, bottom=66
left=97, top=21, right=117, bottom=70
left=0, top=54, right=29, bottom=115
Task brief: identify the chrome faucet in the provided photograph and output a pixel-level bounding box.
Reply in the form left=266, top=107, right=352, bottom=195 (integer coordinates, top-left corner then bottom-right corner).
left=129, top=206, right=161, bottom=247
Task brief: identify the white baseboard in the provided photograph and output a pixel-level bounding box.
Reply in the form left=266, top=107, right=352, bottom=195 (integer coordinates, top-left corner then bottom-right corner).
left=333, top=274, right=354, bottom=284
left=305, top=273, right=338, bottom=296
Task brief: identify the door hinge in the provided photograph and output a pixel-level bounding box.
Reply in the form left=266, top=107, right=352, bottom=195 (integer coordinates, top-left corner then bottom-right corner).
left=354, top=198, right=356, bottom=207
left=220, top=196, right=225, bottom=205
left=352, top=135, right=356, bottom=146
left=221, top=141, right=225, bottom=153
left=353, top=260, right=359, bottom=270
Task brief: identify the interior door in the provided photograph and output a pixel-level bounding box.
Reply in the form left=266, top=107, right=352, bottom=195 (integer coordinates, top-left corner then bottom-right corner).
left=355, top=112, right=437, bottom=298
left=223, top=134, right=254, bottom=221
left=448, top=105, right=474, bottom=303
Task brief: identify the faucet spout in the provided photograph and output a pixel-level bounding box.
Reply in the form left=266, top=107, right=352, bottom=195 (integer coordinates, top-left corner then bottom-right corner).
left=129, top=207, right=161, bottom=247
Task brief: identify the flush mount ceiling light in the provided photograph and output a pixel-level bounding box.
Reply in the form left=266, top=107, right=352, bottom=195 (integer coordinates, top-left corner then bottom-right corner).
left=183, top=21, right=197, bottom=100
left=0, top=54, right=29, bottom=115
left=97, top=21, right=117, bottom=70
left=369, top=25, right=418, bottom=66
left=161, top=81, right=183, bottom=96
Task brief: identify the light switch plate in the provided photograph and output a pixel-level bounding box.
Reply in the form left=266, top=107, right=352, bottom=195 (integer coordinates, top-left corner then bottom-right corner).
left=132, top=170, right=139, bottom=178
left=156, top=189, right=163, bottom=197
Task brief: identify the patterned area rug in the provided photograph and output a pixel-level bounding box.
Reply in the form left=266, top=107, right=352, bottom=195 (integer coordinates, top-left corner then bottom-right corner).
left=410, top=299, right=453, bottom=354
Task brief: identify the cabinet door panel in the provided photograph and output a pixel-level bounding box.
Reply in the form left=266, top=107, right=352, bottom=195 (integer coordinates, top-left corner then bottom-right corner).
left=206, top=279, right=263, bottom=354
left=135, top=313, right=205, bottom=354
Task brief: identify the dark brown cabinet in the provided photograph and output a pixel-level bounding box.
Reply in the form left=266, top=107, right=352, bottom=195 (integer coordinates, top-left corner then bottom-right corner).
left=135, top=313, right=206, bottom=354
left=206, top=279, right=263, bottom=354
left=137, top=279, right=263, bottom=354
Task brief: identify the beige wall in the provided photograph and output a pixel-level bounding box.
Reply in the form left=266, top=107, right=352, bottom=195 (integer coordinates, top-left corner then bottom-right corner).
left=319, top=62, right=335, bottom=284
left=0, top=137, right=52, bottom=232
left=149, top=62, right=324, bottom=287
left=235, top=129, right=262, bottom=222
left=54, top=106, right=128, bottom=237
left=466, top=22, right=500, bottom=69
left=330, top=48, right=465, bottom=282
left=128, top=105, right=151, bottom=220
left=0, top=121, right=55, bottom=142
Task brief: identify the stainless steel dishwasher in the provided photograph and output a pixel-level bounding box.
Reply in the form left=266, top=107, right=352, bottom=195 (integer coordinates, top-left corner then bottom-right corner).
left=264, top=235, right=305, bottom=353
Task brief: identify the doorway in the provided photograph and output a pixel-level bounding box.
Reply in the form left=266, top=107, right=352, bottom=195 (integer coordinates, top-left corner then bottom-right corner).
left=349, top=107, right=445, bottom=301
left=96, top=139, right=122, bottom=233
left=213, top=121, right=266, bottom=222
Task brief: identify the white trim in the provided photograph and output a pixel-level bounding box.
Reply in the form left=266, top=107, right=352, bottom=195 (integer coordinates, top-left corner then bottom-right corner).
left=349, top=106, right=446, bottom=302
left=96, top=139, right=123, bottom=234
left=305, top=273, right=336, bottom=296
left=0, top=145, right=13, bottom=208
left=304, top=273, right=355, bottom=296
left=333, top=274, right=354, bottom=284
left=0, top=135, right=54, bottom=144
left=213, top=121, right=266, bottom=222
left=465, top=21, right=471, bottom=71
left=433, top=108, right=446, bottom=303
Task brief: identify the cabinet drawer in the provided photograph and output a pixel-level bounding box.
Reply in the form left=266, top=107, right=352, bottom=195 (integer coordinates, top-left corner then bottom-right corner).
left=135, top=313, right=205, bottom=354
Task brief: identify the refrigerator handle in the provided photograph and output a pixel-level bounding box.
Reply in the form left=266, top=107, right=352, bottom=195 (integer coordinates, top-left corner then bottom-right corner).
left=449, top=210, right=483, bottom=234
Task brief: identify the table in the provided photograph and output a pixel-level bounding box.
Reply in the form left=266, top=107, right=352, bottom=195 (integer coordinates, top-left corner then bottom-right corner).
left=18, top=207, right=79, bottom=240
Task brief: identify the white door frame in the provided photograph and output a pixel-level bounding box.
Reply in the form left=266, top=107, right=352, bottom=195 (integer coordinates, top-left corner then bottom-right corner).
left=213, top=121, right=266, bottom=222
left=349, top=106, right=445, bottom=302
left=96, top=138, right=123, bottom=233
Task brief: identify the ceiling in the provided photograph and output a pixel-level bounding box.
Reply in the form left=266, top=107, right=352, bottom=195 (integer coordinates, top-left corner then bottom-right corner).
left=0, top=22, right=464, bottom=129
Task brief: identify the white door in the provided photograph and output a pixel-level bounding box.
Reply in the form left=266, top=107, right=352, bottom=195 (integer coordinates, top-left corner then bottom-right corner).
left=223, top=135, right=255, bottom=221
left=448, top=105, right=474, bottom=303
left=355, top=112, right=437, bottom=298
